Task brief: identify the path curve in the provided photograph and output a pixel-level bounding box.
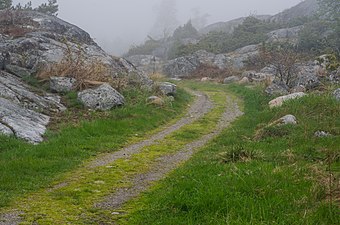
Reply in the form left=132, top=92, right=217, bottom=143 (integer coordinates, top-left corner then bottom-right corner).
left=95, top=96, right=243, bottom=210
left=0, top=90, right=213, bottom=225
left=88, top=90, right=213, bottom=169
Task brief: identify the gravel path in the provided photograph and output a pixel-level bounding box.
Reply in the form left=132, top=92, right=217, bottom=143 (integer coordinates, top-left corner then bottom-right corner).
left=0, top=91, right=213, bottom=225
left=87, top=91, right=213, bottom=169
left=95, top=96, right=243, bottom=210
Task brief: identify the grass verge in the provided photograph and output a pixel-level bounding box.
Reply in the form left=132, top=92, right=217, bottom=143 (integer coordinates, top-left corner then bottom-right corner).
left=0, top=87, right=191, bottom=208
left=10, top=82, right=231, bottom=224
left=118, top=84, right=340, bottom=225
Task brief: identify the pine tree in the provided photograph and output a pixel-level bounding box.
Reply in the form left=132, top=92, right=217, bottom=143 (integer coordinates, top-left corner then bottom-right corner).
left=0, top=0, right=12, bottom=10
left=36, top=0, right=58, bottom=16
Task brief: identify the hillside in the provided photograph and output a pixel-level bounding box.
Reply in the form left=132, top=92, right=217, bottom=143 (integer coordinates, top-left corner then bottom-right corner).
left=0, top=0, right=339, bottom=224
left=199, top=15, right=271, bottom=35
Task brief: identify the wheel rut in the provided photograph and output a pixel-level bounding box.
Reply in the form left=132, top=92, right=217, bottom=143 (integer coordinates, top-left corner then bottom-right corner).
left=0, top=90, right=213, bottom=225
left=95, top=96, right=243, bottom=211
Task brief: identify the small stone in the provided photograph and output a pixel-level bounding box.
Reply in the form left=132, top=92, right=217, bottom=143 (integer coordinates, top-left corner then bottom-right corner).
left=147, top=96, right=164, bottom=106
left=201, top=77, right=211, bottom=82
left=157, top=82, right=176, bottom=96
left=278, top=115, right=297, bottom=125
left=223, top=76, right=239, bottom=84
left=333, top=88, right=340, bottom=101
left=314, top=131, right=332, bottom=138
left=238, top=77, right=250, bottom=84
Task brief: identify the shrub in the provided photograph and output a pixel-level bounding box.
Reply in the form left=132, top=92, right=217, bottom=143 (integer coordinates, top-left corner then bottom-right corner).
left=259, top=42, right=302, bottom=87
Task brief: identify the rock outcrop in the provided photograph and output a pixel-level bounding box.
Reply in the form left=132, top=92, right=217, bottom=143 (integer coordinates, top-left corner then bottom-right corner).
left=0, top=71, right=65, bottom=143
left=162, top=46, right=259, bottom=77
left=267, top=26, right=303, bottom=44
left=163, top=55, right=201, bottom=78
left=0, top=10, right=152, bottom=86
left=270, top=0, right=319, bottom=23
left=0, top=10, right=152, bottom=143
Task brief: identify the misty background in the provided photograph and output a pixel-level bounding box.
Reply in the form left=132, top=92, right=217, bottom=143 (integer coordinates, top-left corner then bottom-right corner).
left=13, top=0, right=303, bottom=56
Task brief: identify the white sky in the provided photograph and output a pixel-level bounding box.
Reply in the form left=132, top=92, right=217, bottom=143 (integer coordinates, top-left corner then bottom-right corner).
left=13, top=0, right=304, bottom=55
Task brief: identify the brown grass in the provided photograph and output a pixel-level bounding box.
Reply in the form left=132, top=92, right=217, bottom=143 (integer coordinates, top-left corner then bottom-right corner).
left=37, top=42, right=128, bottom=91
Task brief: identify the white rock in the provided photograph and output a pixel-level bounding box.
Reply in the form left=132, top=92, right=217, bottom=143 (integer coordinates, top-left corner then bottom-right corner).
left=269, top=92, right=306, bottom=108
left=278, top=115, right=297, bottom=125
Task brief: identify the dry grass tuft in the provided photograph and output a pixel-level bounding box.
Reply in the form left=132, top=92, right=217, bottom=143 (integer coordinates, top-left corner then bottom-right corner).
left=37, top=42, right=128, bottom=91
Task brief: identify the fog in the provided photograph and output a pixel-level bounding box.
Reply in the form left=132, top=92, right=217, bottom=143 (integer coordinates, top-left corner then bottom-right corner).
left=13, top=0, right=303, bottom=56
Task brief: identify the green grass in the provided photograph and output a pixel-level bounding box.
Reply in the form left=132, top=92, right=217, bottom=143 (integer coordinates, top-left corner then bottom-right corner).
left=10, top=83, right=231, bottom=224
left=0, top=88, right=191, bottom=208
left=119, top=84, right=340, bottom=225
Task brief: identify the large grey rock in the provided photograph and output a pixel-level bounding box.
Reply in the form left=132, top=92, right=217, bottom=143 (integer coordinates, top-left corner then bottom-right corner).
left=78, top=83, right=125, bottom=110
left=0, top=98, right=50, bottom=143
left=162, top=44, right=260, bottom=77
left=267, top=26, right=303, bottom=43
left=0, top=10, right=152, bottom=86
left=50, top=76, right=77, bottom=93
left=158, top=82, right=177, bottom=96
left=224, top=45, right=260, bottom=69
left=0, top=71, right=65, bottom=143
left=333, top=88, right=340, bottom=101
left=163, top=55, right=201, bottom=78
left=269, top=92, right=306, bottom=108
left=193, top=50, right=216, bottom=65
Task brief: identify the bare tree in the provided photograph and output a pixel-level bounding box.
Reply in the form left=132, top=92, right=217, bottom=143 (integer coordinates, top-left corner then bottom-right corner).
left=260, top=43, right=300, bottom=86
